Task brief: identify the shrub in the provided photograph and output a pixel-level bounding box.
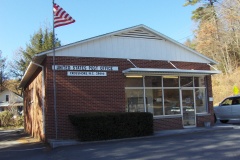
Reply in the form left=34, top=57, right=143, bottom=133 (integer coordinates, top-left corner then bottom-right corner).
left=0, top=111, right=24, bottom=128
left=0, top=111, right=14, bottom=127
left=14, top=116, right=24, bottom=127
left=69, top=112, right=153, bottom=141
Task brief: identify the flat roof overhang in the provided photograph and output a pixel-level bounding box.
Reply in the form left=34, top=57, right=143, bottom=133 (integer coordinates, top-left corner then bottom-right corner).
left=122, top=68, right=221, bottom=76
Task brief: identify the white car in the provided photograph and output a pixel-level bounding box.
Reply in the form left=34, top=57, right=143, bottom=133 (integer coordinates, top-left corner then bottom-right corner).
left=214, top=95, right=240, bottom=123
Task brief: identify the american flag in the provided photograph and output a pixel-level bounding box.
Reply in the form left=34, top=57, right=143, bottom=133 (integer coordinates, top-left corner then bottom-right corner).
left=53, top=3, right=75, bottom=28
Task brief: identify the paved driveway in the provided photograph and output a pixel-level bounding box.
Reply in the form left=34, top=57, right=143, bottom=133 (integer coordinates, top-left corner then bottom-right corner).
left=0, top=121, right=240, bottom=160
left=0, top=128, right=47, bottom=152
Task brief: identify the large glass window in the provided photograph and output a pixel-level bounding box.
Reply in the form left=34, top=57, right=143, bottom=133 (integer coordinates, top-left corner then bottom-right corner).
left=194, top=77, right=205, bottom=87
left=145, top=76, right=162, bottom=87
left=180, top=77, right=193, bottom=87
left=125, top=77, right=143, bottom=87
left=125, top=89, right=144, bottom=112
left=125, top=75, right=208, bottom=116
left=163, top=76, right=179, bottom=87
left=145, top=89, right=163, bottom=116
left=195, top=88, right=207, bottom=113
left=164, top=89, right=181, bottom=115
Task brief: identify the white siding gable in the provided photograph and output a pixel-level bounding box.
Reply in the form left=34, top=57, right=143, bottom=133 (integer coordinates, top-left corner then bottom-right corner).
left=53, top=36, right=207, bottom=63
left=47, top=26, right=214, bottom=64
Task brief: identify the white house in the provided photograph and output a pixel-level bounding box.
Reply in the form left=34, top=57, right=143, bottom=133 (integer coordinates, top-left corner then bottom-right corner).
left=0, top=89, right=23, bottom=115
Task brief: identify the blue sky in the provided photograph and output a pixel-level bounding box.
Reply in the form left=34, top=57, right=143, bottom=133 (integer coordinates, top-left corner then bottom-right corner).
left=0, top=0, right=197, bottom=62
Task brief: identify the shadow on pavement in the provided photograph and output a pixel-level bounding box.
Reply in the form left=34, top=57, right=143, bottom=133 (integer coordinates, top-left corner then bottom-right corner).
left=0, top=128, right=48, bottom=152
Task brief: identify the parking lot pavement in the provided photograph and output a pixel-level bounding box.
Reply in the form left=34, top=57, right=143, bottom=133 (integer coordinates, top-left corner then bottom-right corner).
left=1, top=120, right=239, bottom=151
left=48, top=120, right=237, bottom=148
left=0, top=129, right=47, bottom=152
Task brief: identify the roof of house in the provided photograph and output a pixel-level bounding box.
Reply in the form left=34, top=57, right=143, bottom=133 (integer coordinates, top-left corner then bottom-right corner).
left=19, top=24, right=218, bottom=88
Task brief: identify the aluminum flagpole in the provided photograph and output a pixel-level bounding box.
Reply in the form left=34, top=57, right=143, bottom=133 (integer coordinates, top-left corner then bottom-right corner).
left=52, top=1, right=75, bottom=140
left=52, top=0, right=58, bottom=139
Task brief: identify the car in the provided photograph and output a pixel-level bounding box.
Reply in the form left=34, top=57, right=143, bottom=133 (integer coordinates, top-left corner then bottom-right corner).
left=214, top=95, right=240, bottom=123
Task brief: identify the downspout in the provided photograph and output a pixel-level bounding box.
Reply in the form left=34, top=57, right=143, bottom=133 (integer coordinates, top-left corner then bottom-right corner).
left=31, top=62, right=45, bottom=136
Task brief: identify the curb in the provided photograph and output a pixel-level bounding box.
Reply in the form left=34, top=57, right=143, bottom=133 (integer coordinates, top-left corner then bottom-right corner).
left=48, top=126, right=234, bottom=149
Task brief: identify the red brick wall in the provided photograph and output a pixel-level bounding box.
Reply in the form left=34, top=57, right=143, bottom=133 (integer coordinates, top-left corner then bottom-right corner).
left=154, top=117, right=183, bottom=131
left=45, top=57, right=129, bottom=139
left=24, top=67, right=45, bottom=141
left=24, top=56, right=214, bottom=140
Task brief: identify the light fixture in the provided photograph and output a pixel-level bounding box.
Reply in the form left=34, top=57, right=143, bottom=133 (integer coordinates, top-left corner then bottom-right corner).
left=163, top=75, right=178, bottom=79
left=126, top=75, right=143, bottom=78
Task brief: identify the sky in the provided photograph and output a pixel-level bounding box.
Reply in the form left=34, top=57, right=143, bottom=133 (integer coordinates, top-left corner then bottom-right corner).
left=0, top=0, right=198, bottom=63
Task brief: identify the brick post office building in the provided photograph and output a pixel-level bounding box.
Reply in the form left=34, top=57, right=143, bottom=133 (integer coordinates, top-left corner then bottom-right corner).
left=19, top=25, right=220, bottom=141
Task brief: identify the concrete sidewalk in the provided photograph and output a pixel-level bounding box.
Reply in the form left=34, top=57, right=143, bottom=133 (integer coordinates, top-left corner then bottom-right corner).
left=48, top=123, right=236, bottom=149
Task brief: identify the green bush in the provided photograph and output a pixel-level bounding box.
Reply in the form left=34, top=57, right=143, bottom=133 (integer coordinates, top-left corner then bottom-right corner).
left=0, top=111, right=24, bottom=128
left=15, top=116, right=24, bottom=127
left=0, top=111, right=14, bottom=127
left=69, top=112, right=153, bottom=141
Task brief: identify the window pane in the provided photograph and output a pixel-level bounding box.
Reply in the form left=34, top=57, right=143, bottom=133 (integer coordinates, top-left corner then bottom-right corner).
left=145, top=76, right=162, bottom=87
left=125, top=89, right=144, bottom=112
left=6, top=95, right=9, bottom=102
left=125, top=77, right=143, bottom=87
left=145, top=89, right=163, bottom=116
left=164, top=89, right=180, bottom=115
left=232, top=98, right=240, bottom=105
left=221, top=98, right=232, bottom=106
left=195, top=88, right=207, bottom=113
left=163, top=76, right=179, bottom=87
left=194, top=77, right=205, bottom=87
left=180, top=77, right=193, bottom=87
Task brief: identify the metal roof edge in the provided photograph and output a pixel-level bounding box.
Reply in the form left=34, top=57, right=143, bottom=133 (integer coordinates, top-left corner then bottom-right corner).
left=19, top=54, right=46, bottom=88
left=19, top=62, right=34, bottom=88
left=122, top=68, right=221, bottom=75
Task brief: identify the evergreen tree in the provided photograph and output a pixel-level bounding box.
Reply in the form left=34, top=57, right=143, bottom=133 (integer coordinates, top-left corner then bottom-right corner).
left=10, top=27, right=61, bottom=80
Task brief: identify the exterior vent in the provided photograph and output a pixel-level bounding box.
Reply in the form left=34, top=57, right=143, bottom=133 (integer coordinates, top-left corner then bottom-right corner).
left=114, top=28, right=163, bottom=40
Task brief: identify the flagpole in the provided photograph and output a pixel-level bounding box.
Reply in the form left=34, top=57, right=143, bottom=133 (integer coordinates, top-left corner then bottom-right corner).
left=52, top=0, right=58, bottom=139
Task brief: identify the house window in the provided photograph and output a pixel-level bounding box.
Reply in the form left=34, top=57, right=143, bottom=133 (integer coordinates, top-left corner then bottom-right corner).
left=6, top=95, right=9, bottom=102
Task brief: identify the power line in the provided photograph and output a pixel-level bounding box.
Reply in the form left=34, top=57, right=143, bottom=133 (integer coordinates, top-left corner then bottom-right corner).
left=177, top=34, right=195, bottom=41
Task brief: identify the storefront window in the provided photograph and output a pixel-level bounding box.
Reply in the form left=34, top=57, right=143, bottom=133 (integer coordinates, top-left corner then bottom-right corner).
left=180, top=77, right=193, bottom=87
left=125, top=77, right=143, bottom=87
left=195, top=88, right=207, bottom=113
left=125, top=75, right=208, bottom=116
left=145, top=89, right=163, bottom=116
left=164, top=89, right=181, bottom=115
left=125, top=89, right=144, bottom=112
left=194, top=77, right=205, bottom=87
left=145, top=76, right=162, bottom=87
left=163, top=76, right=179, bottom=87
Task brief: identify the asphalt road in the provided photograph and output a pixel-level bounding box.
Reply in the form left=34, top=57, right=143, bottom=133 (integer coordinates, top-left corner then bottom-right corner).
left=1, top=121, right=240, bottom=160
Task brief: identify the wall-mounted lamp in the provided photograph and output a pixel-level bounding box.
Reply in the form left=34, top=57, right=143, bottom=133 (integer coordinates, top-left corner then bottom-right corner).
left=126, top=75, right=143, bottom=78
left=163, top=75, right=178, bottom=79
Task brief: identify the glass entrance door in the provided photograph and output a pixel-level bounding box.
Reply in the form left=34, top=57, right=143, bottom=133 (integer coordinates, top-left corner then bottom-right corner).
left=181, top=89, right=196, bottom=127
